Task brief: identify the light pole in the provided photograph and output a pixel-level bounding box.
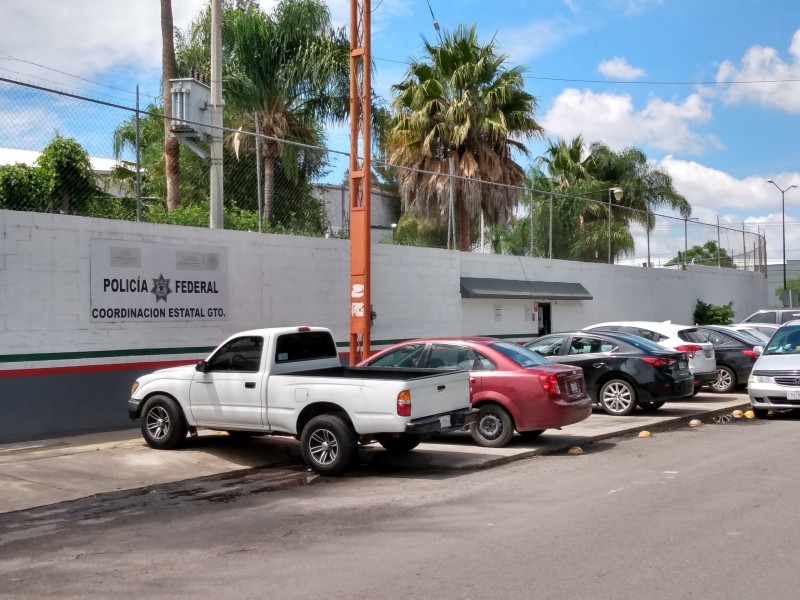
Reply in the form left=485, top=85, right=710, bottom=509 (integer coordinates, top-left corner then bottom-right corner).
left=607, top=187, right=624, bottom=264
left=766, top=179, right=798, bottom=295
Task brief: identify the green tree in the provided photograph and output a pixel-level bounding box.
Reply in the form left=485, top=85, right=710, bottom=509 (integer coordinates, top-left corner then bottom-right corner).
left=0, top=163, right=51, bottom=211
left=665, top=241, right=736, bottom=268
left=694, top=300, right=735, bottom=325
left=773, top=275, right=800, bottom=302
left=37, top=133, right=103, bottom=214
left=389, top=24, right=543, bottom=250
left=178, top=0, right=350, bottom=224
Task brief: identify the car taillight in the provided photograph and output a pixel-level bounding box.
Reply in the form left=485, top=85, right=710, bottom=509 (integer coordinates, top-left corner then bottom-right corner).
left=640, top=356, right=677, bottom=368
left=675, top=344, right=702, bottom=358
left=397, top=390, right=411, bottom=417
left=742, top=349, right=759, bottom=358
left=538, top=373, right=562, bottom=396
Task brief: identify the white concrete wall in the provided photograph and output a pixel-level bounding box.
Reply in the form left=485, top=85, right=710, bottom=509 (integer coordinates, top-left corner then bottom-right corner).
left=0, top=209, right=769, bottom=366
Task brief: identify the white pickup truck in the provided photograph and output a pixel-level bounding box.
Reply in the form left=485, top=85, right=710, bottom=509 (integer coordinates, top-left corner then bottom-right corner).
left=128, top=326, right=476, bottom=475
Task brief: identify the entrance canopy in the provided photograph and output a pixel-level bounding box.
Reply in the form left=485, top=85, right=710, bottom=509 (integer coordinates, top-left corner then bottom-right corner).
left=459, top=277, right=593, bottom=301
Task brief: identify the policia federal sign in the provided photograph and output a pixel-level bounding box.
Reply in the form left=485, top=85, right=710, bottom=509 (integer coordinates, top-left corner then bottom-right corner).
left=90, top=240, right=229, bottom=322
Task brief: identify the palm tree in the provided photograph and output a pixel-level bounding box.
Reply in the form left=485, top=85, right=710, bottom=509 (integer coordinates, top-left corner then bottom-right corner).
left=389, top=24, right=543, bottom=251
left=177, top=0, right=350, bottom=224
left=161, top=0, right=181, bottom=211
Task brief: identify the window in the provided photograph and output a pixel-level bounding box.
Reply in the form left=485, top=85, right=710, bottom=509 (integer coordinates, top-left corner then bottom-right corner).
left=765, top=327, right=800, bottom=355
left=618, top=326, right=665, bottom=342
left=780, top=311, right=800, bottom=323
left=527, top=335, right=566, bottom=357
left=368, top=344, right=427, bottom=368
left=490, top=342, right=551, bottom=367
left=569, top=335, right=615, bottom=354
left=427, top=344, right=481, bottom=371
left=745, top=311, right=776, bottom=324
left=207, top=336, right=263, bottom=372
left=274, top=331, right=337, bottom=363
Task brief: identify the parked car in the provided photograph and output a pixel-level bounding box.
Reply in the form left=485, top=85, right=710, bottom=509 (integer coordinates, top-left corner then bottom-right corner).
left=128, top=326, right=476, bottom=476
left=740, top=309, right=800, bottom=326
left=525, top=330, right=693, bottom=415
left=695, top=325, right=762, bottom=393
left=748, top=322, right=800, bottom=417
left=731, top=322, right=779, bottom=340
left=358, top=337, right=593, bottom=447
left=582, top=321, right=716, bottom=394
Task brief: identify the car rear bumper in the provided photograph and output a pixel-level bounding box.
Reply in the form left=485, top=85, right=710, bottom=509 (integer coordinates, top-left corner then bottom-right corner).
left=693, top=370, right=718, bottom=384
left=515, top=393, right=594, bottom=431
left=638, top=376, right=694, bottom=401
left=405, top=407, right=478, bottom=435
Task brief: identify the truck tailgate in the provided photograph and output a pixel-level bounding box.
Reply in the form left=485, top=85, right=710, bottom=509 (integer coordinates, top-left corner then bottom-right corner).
left=406, top=370, right=471, bottom=418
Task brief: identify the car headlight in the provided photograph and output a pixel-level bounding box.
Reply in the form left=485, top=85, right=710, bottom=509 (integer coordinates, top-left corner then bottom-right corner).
left=749, top=374, right=773, bottom=384
left=131, top=380, right=140, bottom=394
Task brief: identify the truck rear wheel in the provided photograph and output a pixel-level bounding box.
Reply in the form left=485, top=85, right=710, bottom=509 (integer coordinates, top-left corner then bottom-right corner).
left=379, top=435, right=421, bottom=454
left=301, top=415, right=357, bottom=476
left=140, top=395, right=187, bottom=450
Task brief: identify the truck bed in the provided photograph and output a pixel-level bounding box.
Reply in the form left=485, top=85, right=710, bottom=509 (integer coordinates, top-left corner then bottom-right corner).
left=289, top=366, right=458, bottom=381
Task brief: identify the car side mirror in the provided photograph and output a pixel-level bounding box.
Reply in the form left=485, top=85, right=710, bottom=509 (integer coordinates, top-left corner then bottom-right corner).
left=753, top=346, right=763, bottom=357
left=195, top=360, right=209, bottom=373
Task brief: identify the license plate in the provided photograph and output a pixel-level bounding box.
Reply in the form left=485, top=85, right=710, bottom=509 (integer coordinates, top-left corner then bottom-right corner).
left=569, top=381, right=579, bottom=394
left=788, top=391, right=800, bottom=400
left=439, top=415, right=451, bottom=428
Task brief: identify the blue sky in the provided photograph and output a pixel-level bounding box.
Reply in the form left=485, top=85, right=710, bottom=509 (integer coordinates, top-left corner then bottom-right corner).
left=1, top=0, right=799, bottom=268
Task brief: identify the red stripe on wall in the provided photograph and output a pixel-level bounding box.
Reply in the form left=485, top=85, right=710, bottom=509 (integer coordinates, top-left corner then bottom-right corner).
left=0, top=359, right=198, bottom=379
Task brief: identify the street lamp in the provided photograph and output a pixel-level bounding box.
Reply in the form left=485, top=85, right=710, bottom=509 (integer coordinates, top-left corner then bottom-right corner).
left=608, top=187, right=624, bottom=264
left=766, top=179, right=798, bottom=295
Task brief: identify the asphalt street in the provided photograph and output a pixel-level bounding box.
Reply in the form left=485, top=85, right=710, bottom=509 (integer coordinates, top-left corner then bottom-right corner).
left=2, top=397, right=799, bottom=600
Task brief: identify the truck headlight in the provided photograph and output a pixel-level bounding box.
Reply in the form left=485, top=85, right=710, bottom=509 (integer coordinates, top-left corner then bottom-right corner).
left=749, top=374, right=773, bottom=384
left=131, top=381, right=140, bottom=394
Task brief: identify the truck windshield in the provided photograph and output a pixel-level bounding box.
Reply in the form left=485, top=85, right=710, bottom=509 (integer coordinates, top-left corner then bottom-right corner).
left=275, top=331, right=338, bottom=363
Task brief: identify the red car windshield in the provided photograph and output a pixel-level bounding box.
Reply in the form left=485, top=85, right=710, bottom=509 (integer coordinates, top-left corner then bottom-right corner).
left=490, top=342, right=551, bottom=367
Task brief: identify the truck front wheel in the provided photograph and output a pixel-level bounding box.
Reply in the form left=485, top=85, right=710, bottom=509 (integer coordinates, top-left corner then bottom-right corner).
left=301, top=415, right=357, bottom=476
left=140, top=395, right=187, bottom=450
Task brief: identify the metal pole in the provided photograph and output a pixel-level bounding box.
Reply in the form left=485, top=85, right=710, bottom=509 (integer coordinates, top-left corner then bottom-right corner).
left=607, top=189, right=612, bottom=264
left=742, top=222, right=746, bottom=270
left=548, top=184, right=553, bottom=259
left=646, top=215, right=651, bottom=267
left=254, top=112, right=263, bottom=233
left=529, top=185, right=534, bottom=257
left=782, top=189, right=787, bottom=291
left=135, top=84, right=142, bottom=222
left=209, top=0, right=224, bottom=229
left=448, top=157, right=455, bottom=250
left=716, top=215, right=721, bottom=267
left=684, top=217, right=688, bottom=263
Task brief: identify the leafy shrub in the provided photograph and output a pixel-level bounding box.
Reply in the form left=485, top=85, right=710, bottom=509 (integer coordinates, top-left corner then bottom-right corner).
left=693, top=300, right=735, bottom=325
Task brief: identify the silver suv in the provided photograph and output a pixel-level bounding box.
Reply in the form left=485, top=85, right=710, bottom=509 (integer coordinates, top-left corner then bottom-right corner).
left=740, top=309, right=800, bottom=325
left=748, top=321, right=800, bottom=417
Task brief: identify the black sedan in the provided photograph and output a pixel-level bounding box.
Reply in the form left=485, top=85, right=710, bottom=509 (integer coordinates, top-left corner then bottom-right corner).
left=525, top=330, right=694, bottom=416
left=696, top=325, right=763, bottom=393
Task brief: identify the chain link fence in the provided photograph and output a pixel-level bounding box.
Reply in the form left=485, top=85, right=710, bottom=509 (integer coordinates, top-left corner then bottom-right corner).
left=0, top=77, right=767, bottom=273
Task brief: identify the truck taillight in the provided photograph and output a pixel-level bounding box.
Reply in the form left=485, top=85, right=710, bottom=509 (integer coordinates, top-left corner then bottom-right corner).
left=397, top=390, right=411, bottom=417
left=675, top=344, right=702, bottom=358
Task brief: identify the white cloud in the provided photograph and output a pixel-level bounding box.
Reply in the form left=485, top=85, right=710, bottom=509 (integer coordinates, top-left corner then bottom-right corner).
left=609, top=0, right=664, bottom=17
left=716, top=28, right=800, bottom=114
left=598, top=57, right=645, bottom=80
left=499, top=18, right=588, bottom=65
left=540, top=88, right=714, bottom=154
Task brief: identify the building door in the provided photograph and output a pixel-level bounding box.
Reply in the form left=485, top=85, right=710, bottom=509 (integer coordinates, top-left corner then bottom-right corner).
left=538, top=302, right=552, bottom=336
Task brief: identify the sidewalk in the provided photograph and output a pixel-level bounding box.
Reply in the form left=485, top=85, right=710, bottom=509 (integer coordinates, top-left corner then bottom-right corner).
left=0, top=393, right=750, bottom=514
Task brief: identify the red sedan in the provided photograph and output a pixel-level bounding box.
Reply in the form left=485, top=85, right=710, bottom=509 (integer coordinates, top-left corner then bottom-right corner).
left=358, top=337, right=593, bottom=447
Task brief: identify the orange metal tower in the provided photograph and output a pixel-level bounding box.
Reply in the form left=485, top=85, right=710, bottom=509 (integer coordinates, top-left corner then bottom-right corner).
left=348, top=0, right=371, bottom=364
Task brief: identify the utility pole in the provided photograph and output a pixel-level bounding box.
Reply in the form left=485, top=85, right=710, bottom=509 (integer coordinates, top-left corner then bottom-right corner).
left=209, top=0, right=224, bottom=229
left=348, top=0, right=371, bottom=364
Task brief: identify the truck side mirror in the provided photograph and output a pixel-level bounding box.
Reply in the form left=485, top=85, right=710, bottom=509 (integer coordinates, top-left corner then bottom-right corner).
left=195, top=360, right=209, bottom=373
